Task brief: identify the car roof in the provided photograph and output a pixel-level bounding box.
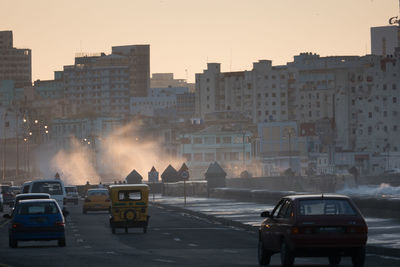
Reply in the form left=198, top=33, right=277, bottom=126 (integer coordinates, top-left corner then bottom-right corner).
left=283, top=194, right=351, bottom=200
left=16, top=193, right=51, bottom=198
left=87, top=188, right=108, bottom=191
left=31, top=179, right=63, bottom=183
left=18, top=199, right=57, bottom=204
left=109, top=184, right=149, bottom=189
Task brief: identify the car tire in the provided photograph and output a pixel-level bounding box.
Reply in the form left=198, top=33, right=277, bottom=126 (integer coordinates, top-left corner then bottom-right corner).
left=258, top=238, right=271, bottom=266
left=9, top=237, right=17, bottom=248
left=111, top=226, right=116, bottom=234
left=280, top=240, right=294, bottom=267
left=83, top=209, right=87, bottom=214
left=143, top=226, right=147, bottom=234
left=329, top=255, right=341, bottom=266
left=352, top=246, right=365, bottom=267
left=58, top=238, right=66, bottom=247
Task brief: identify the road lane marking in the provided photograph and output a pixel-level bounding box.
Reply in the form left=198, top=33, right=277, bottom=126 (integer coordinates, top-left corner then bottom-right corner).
left=173, top=238, right=181, bottom=242
left=163, top=232, right=171, bottom=235
left=188, top=243, right=198, bottom=247
left=84, top=245, right=92, bottom=249
left=76, top=239, right=84, bottom=243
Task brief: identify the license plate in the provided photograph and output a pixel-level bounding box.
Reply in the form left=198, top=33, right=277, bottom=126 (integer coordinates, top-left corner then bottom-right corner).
left=318, top=227, right=344, bottom=233
left=30, top=217, right=47, bottom=223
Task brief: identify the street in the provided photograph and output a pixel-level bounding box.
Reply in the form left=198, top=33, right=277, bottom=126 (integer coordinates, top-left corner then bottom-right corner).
left=0, top=202, right=399, bottom=267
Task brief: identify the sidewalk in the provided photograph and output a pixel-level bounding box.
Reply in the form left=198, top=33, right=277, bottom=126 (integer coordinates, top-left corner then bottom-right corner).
left=152, top=195, right=400, bottom=258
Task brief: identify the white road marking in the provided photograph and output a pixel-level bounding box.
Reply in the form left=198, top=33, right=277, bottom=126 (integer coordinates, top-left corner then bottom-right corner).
left=188, top=243, right=198, bottom=247
left=173, top=238, right=181, bottom=242
left=76, top=239, right=84, bottom=243
left=163, top=232, right=171, bottom=235
left=83, top=245, right=92, bottom=249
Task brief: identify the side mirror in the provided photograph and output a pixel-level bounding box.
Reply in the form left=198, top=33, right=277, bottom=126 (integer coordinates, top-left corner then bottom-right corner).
left=3, top=214, right=11, bottom=219
left=260, top=211, right=270, bottom=218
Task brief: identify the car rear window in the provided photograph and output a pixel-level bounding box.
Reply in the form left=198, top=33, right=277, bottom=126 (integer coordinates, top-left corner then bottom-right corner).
left=65, top=187, right=77, bottom=193
left=118, top=190, right=141, bottom=201
left=298, top=199, right=356, bottom=216
left=31, top=182, right=63, bottom=195
left=87, top=190, right=108, bottom=196
left=18, top=202, right=59, bottom=215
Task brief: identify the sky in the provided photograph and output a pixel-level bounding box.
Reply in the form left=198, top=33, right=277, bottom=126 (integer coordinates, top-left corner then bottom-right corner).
left=1, top=0, right=398, bottom=83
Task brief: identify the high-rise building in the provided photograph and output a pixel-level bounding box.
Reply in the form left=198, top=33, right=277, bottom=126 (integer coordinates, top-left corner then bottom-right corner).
left=371, top=26, right=399, bottom=56
left=112, top=45, right=150, bottom=97
left=63, top=45, right=150, bottom=117
left=0, top=31, right=31, bottom=87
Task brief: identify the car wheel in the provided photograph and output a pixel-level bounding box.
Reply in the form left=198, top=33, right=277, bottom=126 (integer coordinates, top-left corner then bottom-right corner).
left=258, top=238, right=271, bottom=266
left=352, top=246, right=365, bottom=267
left=143, top=226, right=147, bottom=234
left=280, top=240, right=294, bottom=267
left=9, top=237, right=17, bottom=248
left=125, top=227, right=128, bottom=233
left=58, top=238, right=66, bottom=247
left=83, top=209, right=87, bottom=214
left=111, top=226, right=116, bottom=234
left=329, top=255, right=341, bottom=266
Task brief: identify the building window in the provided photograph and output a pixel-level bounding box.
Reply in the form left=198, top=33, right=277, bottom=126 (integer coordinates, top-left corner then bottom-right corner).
left=183, top=153, right=192, bottom=161
left=368, top=112, right=372, bottom=118
left=393, top=97, right=397, bottom=103
left=205, top=153, right=215, bottom=162
left=222, top=137, right=231, bottom=144
left=193, top=153, right=202, bottom=161
left=193, top=137, right=202, bottom=144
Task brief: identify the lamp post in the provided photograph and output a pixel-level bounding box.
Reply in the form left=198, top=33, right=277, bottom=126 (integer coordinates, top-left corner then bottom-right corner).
left=283, top=127, right=295, bottom=171
left=2, top=111, right=8, bottom=180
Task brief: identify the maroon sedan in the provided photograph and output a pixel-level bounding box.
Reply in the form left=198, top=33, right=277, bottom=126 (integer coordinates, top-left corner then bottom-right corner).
left=258, top=194, right=368, bottom=267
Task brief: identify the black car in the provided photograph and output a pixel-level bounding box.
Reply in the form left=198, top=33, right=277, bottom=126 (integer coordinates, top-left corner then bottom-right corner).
left=258, top=194, right=368, bottom=267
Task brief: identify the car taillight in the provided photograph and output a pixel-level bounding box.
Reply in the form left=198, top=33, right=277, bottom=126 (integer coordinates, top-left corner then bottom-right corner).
left=12, top=223, right=23, bottom=229
left=291, top=226, right=299, bottom=234
left=85, top=198, right=91, bottom=202
left=56, top=221, right=65, bottom=226
left=105, top=199, right=110, bottom=202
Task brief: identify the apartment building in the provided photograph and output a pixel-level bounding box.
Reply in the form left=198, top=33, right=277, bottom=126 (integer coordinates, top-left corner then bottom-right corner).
left=0, top=31, right=31, bottom=87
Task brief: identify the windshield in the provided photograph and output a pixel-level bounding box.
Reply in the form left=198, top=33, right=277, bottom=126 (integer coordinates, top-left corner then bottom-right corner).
left=18, top=202, right=59, bottom=215
left=65, top=187, right=78, bottom=193
left=298, top=199, right=356, bottom=216
left=31, top=182, right=63, bottom=195
left=87, top=190, right=108, bottom=196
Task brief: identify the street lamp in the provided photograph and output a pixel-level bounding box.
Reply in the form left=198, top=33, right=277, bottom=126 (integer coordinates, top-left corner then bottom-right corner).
left=283, top=127, right=296, bottom=171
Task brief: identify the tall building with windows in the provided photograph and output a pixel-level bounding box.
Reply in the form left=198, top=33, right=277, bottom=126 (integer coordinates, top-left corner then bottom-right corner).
left=371, top=26, right=399, bottom=56
left=0, top=31, right=31, bottom=87
left=63, top=44, right=150, bottom=117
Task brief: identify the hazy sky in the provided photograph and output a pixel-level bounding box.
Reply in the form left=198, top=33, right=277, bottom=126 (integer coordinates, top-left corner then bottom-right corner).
left=2, top=0, right=398, bottom=83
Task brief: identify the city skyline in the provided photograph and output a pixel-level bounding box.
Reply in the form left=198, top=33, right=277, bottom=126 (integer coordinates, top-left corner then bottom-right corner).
left=1, top=0, right=397, bottom=83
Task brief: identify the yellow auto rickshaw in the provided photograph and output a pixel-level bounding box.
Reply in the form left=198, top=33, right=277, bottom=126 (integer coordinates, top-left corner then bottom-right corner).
left=109, top=184, right=150, bottom=234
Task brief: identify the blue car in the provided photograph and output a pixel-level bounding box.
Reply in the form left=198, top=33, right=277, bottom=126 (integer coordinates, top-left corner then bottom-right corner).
left=7, top=199, right=66, bottom=248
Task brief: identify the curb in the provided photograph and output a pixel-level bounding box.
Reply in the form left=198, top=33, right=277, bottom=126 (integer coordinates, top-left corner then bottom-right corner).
left=151, top=201, right=400, bottom=259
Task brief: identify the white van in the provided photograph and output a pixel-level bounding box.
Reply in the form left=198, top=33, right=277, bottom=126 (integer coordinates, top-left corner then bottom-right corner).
left=28, top=179, right=67, bottom=211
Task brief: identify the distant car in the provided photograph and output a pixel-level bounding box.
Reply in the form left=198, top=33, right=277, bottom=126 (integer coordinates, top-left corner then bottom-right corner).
left=12, top=193, right=51, bottom=215
left=258, top=194, right=368, bottom=267
left=65, top=186, right=79, bottom=205
left=27, top=180, right=67, bottom=212
left=22, top=181, right=31, bottom=194
left=0, top=193, right=3, bottom=212
left=83, top=188, right=110, bottom=214
left=6, top=199, right=66, bottom=248
left=0, top=185, right=15, bottom=206
left=383, top=168, right=400, bottom=175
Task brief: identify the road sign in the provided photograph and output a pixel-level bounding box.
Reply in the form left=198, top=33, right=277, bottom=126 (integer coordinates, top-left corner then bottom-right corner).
left=148, top=171, right=159, bottom=183
left=181, top=170, right=189, bottom=180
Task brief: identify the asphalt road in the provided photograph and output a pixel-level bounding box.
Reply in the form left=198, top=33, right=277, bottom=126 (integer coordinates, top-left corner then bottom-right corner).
left=0, top=201, right=399, bottom=267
